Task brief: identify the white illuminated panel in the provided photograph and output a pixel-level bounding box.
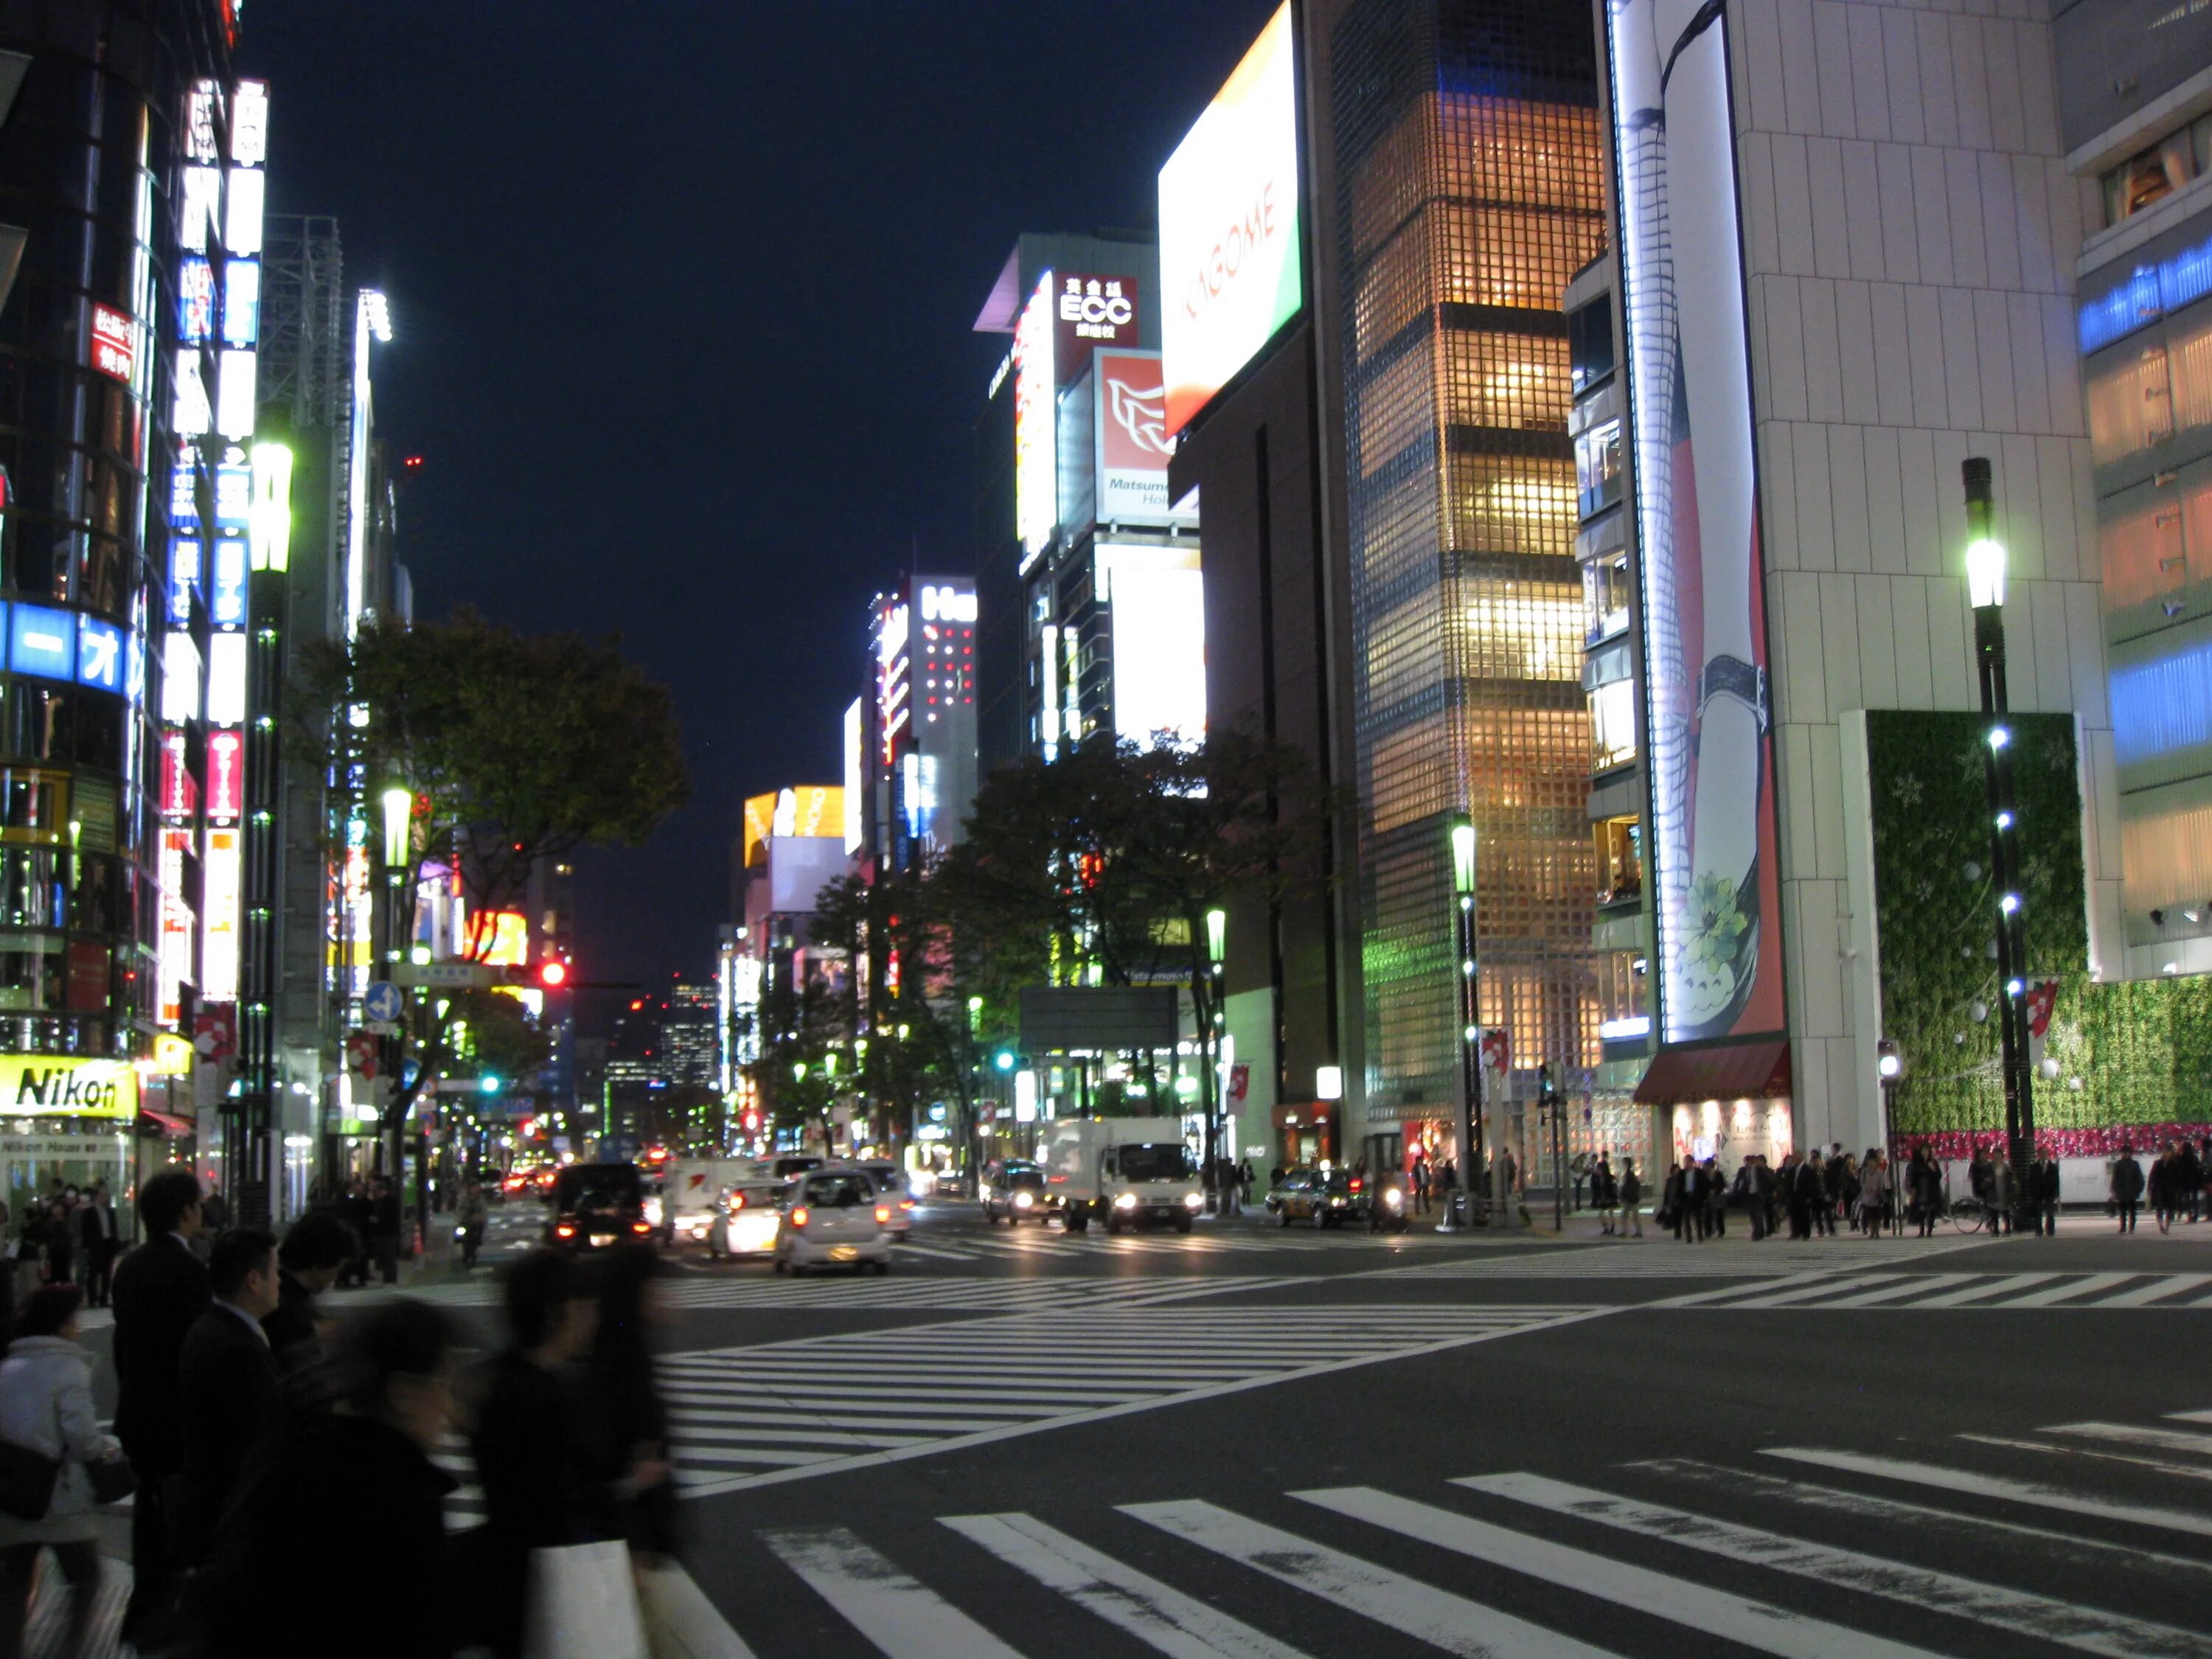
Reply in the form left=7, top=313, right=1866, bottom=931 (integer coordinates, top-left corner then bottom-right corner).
left=1103, top=546, right=1207, bottom=750
left=180, top=165, right=221, bottom=253
left=161, top=631, right=201, bottom=724
left=230, top=80, right=270, bottom=165
left=1013, top=271, right=1057, bottom=561
left=205, top=630, right=248, bottom=724
left=184, top=81, right=220, bottom=163
left=158, top=827, right=194, bottom=1027
left=223, top=166, right=264, bottom=256
left=919, top=582, right=977, bottom=622
left=215, top=348, right=256, bottom=439
left=221, top=259, right=260, bottom=349
left=201, top=828, right=242, bottom=1002
left=841, top=698, right=863, bottom=854
left=173, top=355, right=211, bottom=437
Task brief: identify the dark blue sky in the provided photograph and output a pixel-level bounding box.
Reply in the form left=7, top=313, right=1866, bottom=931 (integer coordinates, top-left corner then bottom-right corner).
left=239, top=1, right=1281, bottom=1006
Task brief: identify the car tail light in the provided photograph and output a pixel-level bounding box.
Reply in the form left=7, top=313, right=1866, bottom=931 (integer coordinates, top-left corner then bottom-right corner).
left=555, top=1223, right=575, bottom=1238
left=899, top=1199, right=914, bottom=1210
left=790, top=1206, right=809, bottom=1228
left=874, top=1205, right=891, bottom=1223
left=1350, top=1178, right=1363, bottom=1192
left=632, top=1221, right=651, bottom=1234
left=731, top=1192, right=746, bottom=1211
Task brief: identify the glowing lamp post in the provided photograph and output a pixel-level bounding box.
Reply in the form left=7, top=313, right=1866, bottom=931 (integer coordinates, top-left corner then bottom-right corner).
left=1204, top=906, right=1227, bottom=1211
left=1449, top=816, right=1485, bottom=1228
left=1964, top=458, right=2034, bottom=1224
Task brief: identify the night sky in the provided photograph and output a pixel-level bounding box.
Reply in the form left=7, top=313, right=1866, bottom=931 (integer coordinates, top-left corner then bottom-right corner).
left=238, top=2, right=1281, bottom=1016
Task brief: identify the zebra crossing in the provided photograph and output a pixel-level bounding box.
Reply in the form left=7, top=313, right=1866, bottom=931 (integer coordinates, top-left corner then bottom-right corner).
left=1677, top=1268, right=2212, bottom=1310
left=437, top=1298, right=1601, bottom=1524
left=721, top=1411, right=2212, bottom=1658
left=894, top=1222, right=1491, bottom=1261
left=1385, top=1236, right=1989, bottom=1279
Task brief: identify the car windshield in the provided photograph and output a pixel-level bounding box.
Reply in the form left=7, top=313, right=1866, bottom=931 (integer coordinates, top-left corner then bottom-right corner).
left=1116, top=1144, right=1192, bottom=1183
left=804, top=1175, right=872, bottom=1208
left=555, top=1164, right=641, bottom=1210
left=1002, top=1165, right=1045, bottom=1189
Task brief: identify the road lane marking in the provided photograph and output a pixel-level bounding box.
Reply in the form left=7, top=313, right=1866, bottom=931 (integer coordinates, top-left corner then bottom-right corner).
left=1293, top=1486, right=1941, bottom=1659
left=2098, top=1273, right=2212, bottom=1306
left=1461, top=1471, right=2212, bottom=1659
left=942, top=1512, right=1311, bottom=1659
left=2042, top=1420, right=2212, bottom=1457
left=1957, top=1433, right=2212, bottom=1485
left=2006, top=1273, right=2134, bottom=1305
left=1764, top=1447, right=2212, bottom=1537
left=1896, top=1272, right=2062, bottom=1307
left=1823, top=1273, right=1978, bottom=1305
left=1629, top=1457, right=2212, bottom=1577
left=1121, top=1498, right=1618, bottom=1659
left=762, top=1526, right=1029, bottom=1659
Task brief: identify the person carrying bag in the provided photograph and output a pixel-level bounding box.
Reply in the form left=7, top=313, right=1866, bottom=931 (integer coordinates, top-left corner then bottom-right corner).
left=0, top=1284, right=128, bottom=1659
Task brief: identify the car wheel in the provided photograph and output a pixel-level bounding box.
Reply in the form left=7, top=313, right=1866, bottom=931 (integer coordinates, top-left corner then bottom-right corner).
left=773, top=1257, right=788, bottom=1275
left=1279, top=1209, right=1292, bottom=1227
left=872, top=1259, right=891, bottom=1276
left=1175, top=1214, right=1193, bottom=1234
left=1312, top=1208, right=1325, bottom=1228
left=1105, top=1213, right=1121, bottom=1236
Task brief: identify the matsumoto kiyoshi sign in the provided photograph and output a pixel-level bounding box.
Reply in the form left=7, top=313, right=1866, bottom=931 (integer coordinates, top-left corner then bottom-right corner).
left=0, top=1056, right=139, bottom=1119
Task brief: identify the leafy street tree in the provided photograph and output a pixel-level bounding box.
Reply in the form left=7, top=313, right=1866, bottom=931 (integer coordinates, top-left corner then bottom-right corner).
left=299, top=608, right=689, bottom=1180
left=738, top=963, right=849, bottom=1149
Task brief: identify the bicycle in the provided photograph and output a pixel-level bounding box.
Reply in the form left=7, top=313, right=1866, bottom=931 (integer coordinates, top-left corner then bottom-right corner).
left=1947, top=1192, right=1990, bottom=1234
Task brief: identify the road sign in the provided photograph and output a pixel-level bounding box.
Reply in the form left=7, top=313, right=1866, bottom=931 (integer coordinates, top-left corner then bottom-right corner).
left=391, top=961, right=501, bottom=989
left=363, top=981, right=404, bottom=1023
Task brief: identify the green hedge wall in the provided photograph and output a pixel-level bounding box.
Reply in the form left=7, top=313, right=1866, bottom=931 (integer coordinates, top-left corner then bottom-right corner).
left=1865, top=709, right=2212, bottom=1135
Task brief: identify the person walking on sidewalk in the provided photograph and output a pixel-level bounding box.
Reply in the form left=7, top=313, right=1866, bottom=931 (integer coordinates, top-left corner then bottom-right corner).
left=74, top=1184, right=117, bottom=1310
left=2112, top=1144, right=2146, bottom=1234
left=1909, top=1148, right=1944, bottom=1237
left=1989, top=1150, right=2017, bottom=1234
left=0, top=1285, right=122, bottom=1659
left=1857, top=1151, right=1891, bottom=1239
left=109, top=1170, right=209, bottom=1646
left=2031, top=1148, right=2061, bottom=1234
left=176, top=1229, right=283, bottom=1561
left=2149, top=1142, right=2179, bottom=1234
left=1618, top=1158, right=1643, bottom=1237
left=1593, top=1154, right=1617, bottom=1236
left=369, top=1177, right=403, bottom=1284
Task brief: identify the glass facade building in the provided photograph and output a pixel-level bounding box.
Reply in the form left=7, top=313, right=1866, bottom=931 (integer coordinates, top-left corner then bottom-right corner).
left=1330, top=0, right=1606, bottom=1155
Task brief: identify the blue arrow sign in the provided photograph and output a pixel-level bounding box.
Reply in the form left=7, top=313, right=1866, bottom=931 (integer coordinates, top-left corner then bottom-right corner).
left=363, top=980, right=403, bottom=1024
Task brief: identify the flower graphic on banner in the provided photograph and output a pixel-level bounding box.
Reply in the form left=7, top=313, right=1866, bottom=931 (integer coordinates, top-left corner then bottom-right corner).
left=1682, top=871, right=1749, bottom=1007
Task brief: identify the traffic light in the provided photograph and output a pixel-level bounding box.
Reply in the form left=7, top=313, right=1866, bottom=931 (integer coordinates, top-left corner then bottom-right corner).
left=499, top=959, right=571, bottom=989
left=994, top=1049, right=1017, bottom=1073
left=480, top=1075, right=502, bottom=1095
left=537, top=959, right=568, bottom=988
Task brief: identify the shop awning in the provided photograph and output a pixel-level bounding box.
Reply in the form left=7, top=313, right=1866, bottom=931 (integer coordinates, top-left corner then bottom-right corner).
left=136, top=1108, right=195, bottom=1138
left=1633, top=1039, right=1791, bottom=1107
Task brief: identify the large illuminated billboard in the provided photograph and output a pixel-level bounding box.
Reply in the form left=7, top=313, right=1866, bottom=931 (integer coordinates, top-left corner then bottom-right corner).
left=1158, top=1, right=1301, bottom=437
left=1013, top=272, right=1057, bottom=563
left=1607, top=0, right=1782, bottom=1046
left=1101, top=545, right=1206, bottom=750
left=1093, top=350, right=1197, bottom=527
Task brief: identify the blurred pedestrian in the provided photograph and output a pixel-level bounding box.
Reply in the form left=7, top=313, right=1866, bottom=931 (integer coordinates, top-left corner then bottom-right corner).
left=205, top=1300, right=462, bottom=1659
left=1593, top=1154, right=1617, bottom=1235
left=1411, top=1156, right=1430, bottom=1217
left=2151, top=1141, right=2180, bottom=1234
left=1989, top=1152, right=2016, bottom=1234
left=2112, top=1144, right=2145, bottom=1233
left=0, top=1286, right=122, bottom=1659
left=2031, top=1148, right=2061, bottom=1235
left=74, top=1183, right=116, bottom=1309
left=176, top=1228, right=282, bottom=1562
left=110, top=1169, right=209, bottom=1644
left=369, top=1177, right=403, bottom=1284
left=338, top=1178, right=372, bottom=1287
left=1858, top=1150, right=1890, bottom=1237
left=37, top=1199, right=72, bottom=1289
left=586, top=1243, right=677, bottom=1563
left=264, top=1208, right=358, bottom=1378
left=464, top=1248, right=606, bottom=1659
left=1618, top=1158, right=1642, bottom=1237
left=458, top=1181, right=489, bottom=1268
left=199, top=1185, right=230, bottom=1233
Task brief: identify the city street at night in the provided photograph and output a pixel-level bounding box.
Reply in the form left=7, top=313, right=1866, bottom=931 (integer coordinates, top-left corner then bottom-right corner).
left=69, top=1204, right=2212, bottom=1658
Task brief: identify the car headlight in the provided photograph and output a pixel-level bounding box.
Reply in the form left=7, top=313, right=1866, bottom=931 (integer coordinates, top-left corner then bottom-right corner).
left=1115, top=1193, right=1138, bottom=1209
left=1014, top=1191, right=1034, bottom=1208
left=1385, top=1189, right=1404, bottom=1210
left=1183, top=1192, right=1204, bottom=1210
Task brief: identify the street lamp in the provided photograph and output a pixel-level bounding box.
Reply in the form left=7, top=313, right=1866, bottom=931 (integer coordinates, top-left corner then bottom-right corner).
left=1964, top=457, right=2034, bottom=1228
left=1448, top=815, right=1486, bottom=1228
left=1204, top=906, right=1227, bottom=1212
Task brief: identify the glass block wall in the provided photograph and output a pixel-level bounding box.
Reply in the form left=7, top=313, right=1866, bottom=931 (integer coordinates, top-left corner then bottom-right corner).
left=1331, top=0, right=1607, bottom=1119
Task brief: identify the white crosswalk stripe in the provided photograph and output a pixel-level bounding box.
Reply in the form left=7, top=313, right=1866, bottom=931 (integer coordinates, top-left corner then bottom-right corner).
left=1387, top=1237, right=1980, bottom=1278
left=1764, top=1445, right=2212, bottom=1537
left=1459, top=1471, right=2212, bottom=1659
left=1292, top=1485, right=1940, bottom=1659
left=763, top=1526, right=1029, bottom=1659
left=1683, top=1270, right=2212, bottom=1309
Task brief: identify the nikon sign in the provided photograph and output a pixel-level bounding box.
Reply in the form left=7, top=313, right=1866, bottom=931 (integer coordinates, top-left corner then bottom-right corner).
left=1, top=1056, right=138, bottom=1119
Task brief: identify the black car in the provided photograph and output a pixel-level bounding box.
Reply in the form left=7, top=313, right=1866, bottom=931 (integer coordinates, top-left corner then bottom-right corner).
left=548, top=1161, right=649, bottom=1250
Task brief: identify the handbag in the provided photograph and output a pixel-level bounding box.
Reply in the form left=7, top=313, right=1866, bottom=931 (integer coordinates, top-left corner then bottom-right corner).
left=524, top=1539, right=647, bottom=1659
left=0, top=1437, right=60, bottom=1522
left=88, top=1453, right=136, bottom=1506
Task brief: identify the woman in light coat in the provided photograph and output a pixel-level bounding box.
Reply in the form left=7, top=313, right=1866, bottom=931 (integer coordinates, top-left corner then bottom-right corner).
left=0, top=1284, right=118, bottom=1658
left=1857, top=1150, right=1891, bottom=1238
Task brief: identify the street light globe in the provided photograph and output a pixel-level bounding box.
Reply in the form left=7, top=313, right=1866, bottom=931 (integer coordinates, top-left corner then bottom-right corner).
left=1450, top=818, right=1478, bottom=897
left=380, top=787, right=412, bottom=867
left=1964, top=536, right=2007, bottom=608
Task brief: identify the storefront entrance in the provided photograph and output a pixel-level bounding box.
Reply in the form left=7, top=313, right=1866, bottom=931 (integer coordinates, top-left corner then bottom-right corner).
left=1270, top=1102, right=1336, bottom=1172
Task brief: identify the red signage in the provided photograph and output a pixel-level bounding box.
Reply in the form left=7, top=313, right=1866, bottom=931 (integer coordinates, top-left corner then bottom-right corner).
left=195, top=1004, right=237, bottom=1063
left=205, top=728, right=243, bottom=819
left=66, top=942, right=109, bottom=1013
left=90, top=305, right=134, bottom=383
left=159, top=731, right=197, bottom=819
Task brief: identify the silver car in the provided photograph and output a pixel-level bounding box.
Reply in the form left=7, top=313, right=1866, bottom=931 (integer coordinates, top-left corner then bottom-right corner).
left=773, top=1167, right=892, bottom=1275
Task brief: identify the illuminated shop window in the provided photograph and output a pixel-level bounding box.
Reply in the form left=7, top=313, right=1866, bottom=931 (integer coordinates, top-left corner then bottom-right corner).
left=1582, top=548, right=1631, bottom=641
left=1590, top=675, right=1636, bottom=772
left=1594, top=815, right=1642, bottom=905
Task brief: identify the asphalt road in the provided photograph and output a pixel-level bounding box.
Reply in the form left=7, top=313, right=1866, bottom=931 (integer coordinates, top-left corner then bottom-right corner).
left=55, top=1200, right=2212, bottom=1658
left=473, top=1199, right=2212, bottom=1658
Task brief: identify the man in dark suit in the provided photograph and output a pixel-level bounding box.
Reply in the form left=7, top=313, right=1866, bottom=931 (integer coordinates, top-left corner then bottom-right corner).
left=111, top=1169, right=211, bottom=1641
left=178, top=1228, right=283, bottom=1560
left=75, top=1180, right=119, bottom=1307
left=262, top=1208, right=356, bottom=1377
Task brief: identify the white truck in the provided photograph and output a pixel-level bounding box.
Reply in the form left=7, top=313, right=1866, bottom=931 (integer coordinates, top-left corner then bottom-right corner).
left=1041, top=1117, right=1203, bottom=1234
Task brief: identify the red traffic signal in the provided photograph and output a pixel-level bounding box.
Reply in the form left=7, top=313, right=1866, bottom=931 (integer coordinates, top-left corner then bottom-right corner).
left=538, top=959, right=568, bottom=988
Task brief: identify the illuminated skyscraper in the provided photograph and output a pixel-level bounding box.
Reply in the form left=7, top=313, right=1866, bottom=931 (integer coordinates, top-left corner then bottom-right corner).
left=1330, top=0, right=1608, bottom=1162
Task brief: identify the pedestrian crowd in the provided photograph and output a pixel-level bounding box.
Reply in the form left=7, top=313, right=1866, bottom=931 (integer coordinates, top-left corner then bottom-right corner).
left=0, top=1169, right=680, bottom=1659
left=1, top=1180, right=123, bottom=1312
